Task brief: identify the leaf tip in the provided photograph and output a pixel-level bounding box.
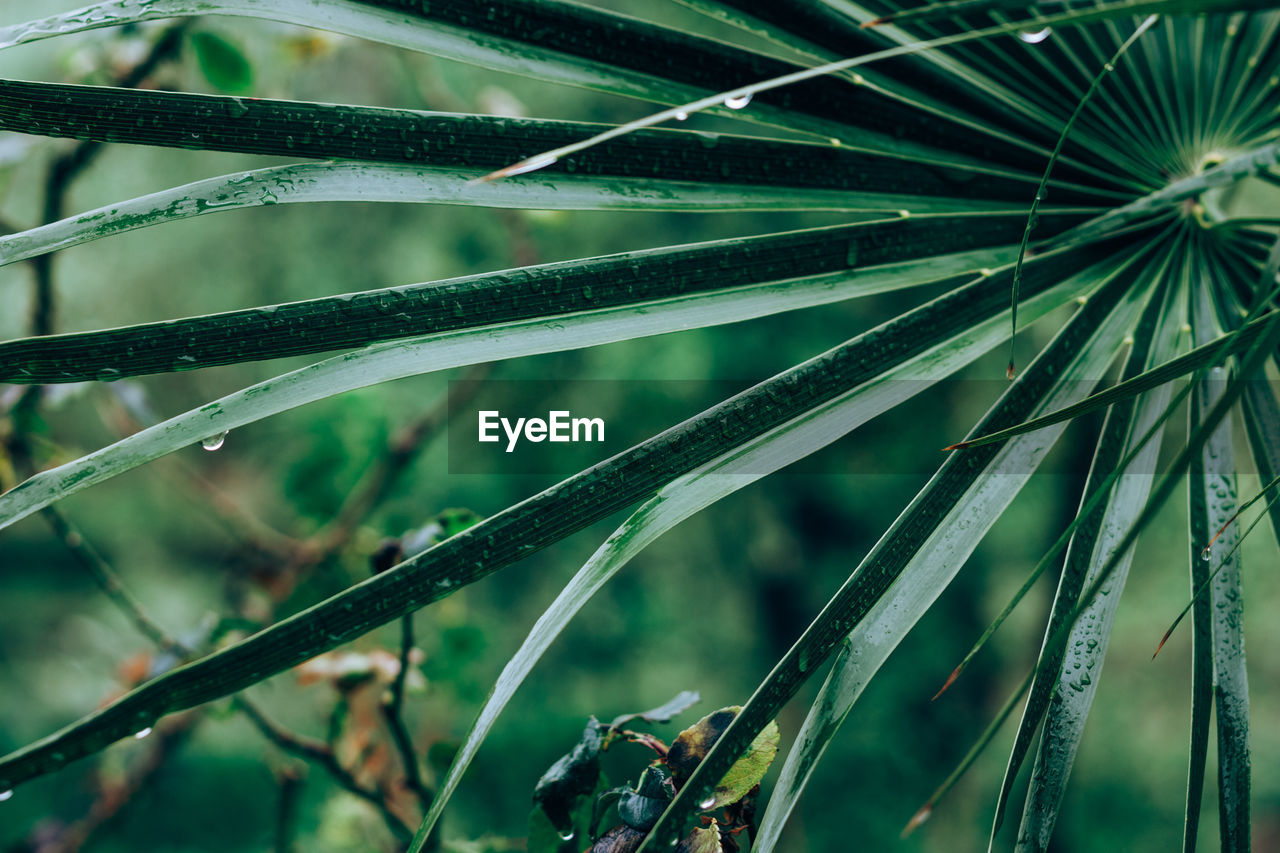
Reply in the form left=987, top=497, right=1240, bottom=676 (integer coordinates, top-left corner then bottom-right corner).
left=901, top=803, right=932, bottom=838
left=477, top=152, right=560, bottom=184
left=861, top=16, right=888, bottom=28
left=931, top=666, right=961, bottom=701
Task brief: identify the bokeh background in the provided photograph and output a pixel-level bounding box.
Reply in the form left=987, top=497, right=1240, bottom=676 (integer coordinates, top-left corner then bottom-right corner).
left=2, top=3, right=1279, bottom=851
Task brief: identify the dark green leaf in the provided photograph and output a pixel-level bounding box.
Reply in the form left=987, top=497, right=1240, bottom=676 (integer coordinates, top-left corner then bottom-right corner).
left=0, top=213, right=1073, bottom=384
left=609, top=692, right=701, bottom=730
left=533, top=719, right=605, bottom=833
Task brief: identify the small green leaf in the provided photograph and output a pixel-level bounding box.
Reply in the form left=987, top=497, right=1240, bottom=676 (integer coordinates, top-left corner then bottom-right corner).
left=189, top=31, right=252, bottom=93
left=708, top=719, right=779, bottom=810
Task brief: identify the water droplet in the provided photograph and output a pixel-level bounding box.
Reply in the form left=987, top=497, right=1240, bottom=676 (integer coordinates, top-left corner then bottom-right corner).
left=226, top=97, right=249, bottom=118
left=557, top=829, right=575, bottom=841
left=1201, top=546, right=1213, bottom=561
left=0, top=790, right=11, bottom=802
left=201, top=431, right=228, bottom=452
left=134, top=727, right=153, bottom=740
left=698, top=796, right=717, bottom=810
left=674, top=111, right=689, bottom=121
left=724, top=93, right=752, bottom=109
left=1018, top=27, right=1052, bottom=43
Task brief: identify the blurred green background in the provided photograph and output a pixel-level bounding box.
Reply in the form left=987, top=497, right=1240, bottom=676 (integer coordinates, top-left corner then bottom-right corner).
left=2, top=4, right=1279, bottom=851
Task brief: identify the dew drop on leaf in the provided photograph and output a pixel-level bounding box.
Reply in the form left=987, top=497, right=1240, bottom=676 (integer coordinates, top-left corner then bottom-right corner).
left=201, top=431, right=228, bottom=452
left=724, top=93, right=752, bottom=109
left=1201, top=546, right=1213, bottom=562
left=1018, top=27, right=1052, bottom=44
left=0, top=790, right=11, bottom=802
left=134, top=727, right=153, bottom=740
left=675, top=111, right=689, bottom=121
left=557, top=830, right=575, bottom=842
left=698, top=796, right=717, bottom=810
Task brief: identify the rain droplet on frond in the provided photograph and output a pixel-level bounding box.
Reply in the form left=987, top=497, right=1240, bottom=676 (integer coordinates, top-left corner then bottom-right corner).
left=134, top=727, right=153, bottom=739
left=201, top=431, right=228, bottom=452
left=675, top=111, right=689, bottom=121
left=1201, top=546, right=1213, bottom=562
left=698, top=796, right=717, bottom=810
left=1018, top=27, right=1052, bottom=44
left=724, top=93, right=752, bottom=109
left=0, top=790, right=12, bottom=802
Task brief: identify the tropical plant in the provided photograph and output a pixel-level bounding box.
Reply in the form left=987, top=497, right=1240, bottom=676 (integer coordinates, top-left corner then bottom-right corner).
left=1, top=0, right=1279, bottom=851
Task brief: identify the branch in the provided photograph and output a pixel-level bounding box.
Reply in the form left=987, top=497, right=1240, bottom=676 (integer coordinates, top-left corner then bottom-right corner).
left=234, top=696, right=413, bottom=843
left=40, top=506, right=186, bottom=657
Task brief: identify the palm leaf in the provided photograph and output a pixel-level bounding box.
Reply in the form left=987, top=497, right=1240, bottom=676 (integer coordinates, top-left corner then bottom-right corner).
left=405, top=248, right=1092, bottom=849
left=1188, top=281, right=1252, bottom=852
left=0, top=234, right=1139, bottom=788
left=1, top=213, right=1041, bottom=382
left=1007, top=251, right=1185, bottom=850
left=632, top=238, right=1157, bottom=850
left=1, top=0, right=1278, bottom=848
left=0, top=0, right=1055, bottom=169
left=753, top=244, right=1159, bottom=853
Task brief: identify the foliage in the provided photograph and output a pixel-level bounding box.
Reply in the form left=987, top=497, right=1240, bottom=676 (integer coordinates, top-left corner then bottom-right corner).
left=1, top=0, right=1279, bottom=851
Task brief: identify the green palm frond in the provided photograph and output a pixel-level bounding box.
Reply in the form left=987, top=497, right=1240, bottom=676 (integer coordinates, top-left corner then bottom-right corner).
left=1, top=1, right=1278, bottom=850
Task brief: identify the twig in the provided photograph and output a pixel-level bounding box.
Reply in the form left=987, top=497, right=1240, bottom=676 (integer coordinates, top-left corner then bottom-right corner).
left=234, top=696, right=414, bottom=843
left=28, top=713, right=201, bottom=853
left=370, top=543, right=438, bottom=846
left=30, top=21, right=190, bottom=337
left=95, top=390, right=303, bottom=560
left=40, top=506, right=187, bottom=658
left=382, top=613, right=433, bottom=812
left=274, top=766, right=305, bottom=853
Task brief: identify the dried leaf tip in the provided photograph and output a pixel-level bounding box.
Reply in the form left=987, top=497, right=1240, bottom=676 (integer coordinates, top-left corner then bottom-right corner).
left=1006, top=361, right=1017, bottom=381
left=1152, top=627, right=1175, bottom=660
left=861, top=16, right=888, bottom=28
left=931, top=666, right=961, bottom=701
left=474, top=152, right=559, bottom=183
left=901, top=803, right=932, bottom=838
left=942, top=440, right=970, bottom=452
